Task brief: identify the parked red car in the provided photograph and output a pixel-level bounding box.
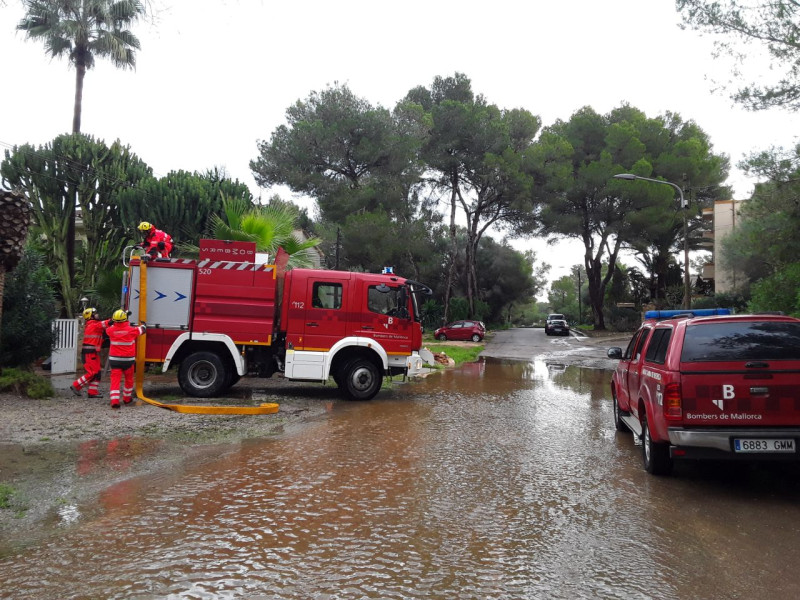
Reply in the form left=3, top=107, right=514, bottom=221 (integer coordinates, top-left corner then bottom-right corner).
left=607, top=308, right=800, bottom=475
left=434, top=320, right=485, bottom=342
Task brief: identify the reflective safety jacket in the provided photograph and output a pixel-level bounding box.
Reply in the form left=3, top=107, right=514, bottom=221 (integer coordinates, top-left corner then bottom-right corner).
left=105, top=321, right=146, bottom=362
left=143, top=227, right=173, bottom=258
left=82, top=318, right=106, bottom=353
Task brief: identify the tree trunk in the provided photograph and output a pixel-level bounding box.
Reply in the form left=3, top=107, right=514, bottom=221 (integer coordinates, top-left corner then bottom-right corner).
left=0, top=265, right=5, bottom=342
left=587, top=256, right=606, bottom=330
left=73, top=64, right=85, bottom=134
left=66, top=185, right=76, bottom=293
left=442, top=176, right=459, bottom=325
left=67, top=64, right=86, bottom=293
left=465, top=237, right=475, bottom=318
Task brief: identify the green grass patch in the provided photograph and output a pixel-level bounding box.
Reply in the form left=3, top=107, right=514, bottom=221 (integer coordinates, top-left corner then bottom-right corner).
left=0, top=483, right=23, bottom=511
left=425, top=344, right=484, bottom=367
left=0, top=484, right=15, bottom=509
left=0, top=367, right=54, bottom=399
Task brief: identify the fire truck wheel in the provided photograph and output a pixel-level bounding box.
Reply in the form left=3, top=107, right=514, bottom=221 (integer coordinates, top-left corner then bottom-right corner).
left=341, top=358, right=381, bottom=401
left=641, top=414, right=672, bottom=475
left=225, top=370, right=241, bottom=391
left=178, top=351, right=228, bottom=398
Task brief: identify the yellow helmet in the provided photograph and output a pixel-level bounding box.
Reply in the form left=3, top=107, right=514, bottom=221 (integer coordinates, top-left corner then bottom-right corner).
left=112, top=309, right=128, bottom=322
left=82, top=307, right=97, bottom=320
left=138, top=221, right=153, bottom=232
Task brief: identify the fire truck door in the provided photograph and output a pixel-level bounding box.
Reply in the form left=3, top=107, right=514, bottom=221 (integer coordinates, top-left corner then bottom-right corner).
left=303, top=279, right=348, bottom=351
left=362, top=282, right=414, bottom=355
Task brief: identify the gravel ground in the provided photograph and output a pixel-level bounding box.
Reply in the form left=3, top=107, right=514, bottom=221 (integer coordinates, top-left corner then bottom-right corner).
left=0, top=368, right=345, bottom=551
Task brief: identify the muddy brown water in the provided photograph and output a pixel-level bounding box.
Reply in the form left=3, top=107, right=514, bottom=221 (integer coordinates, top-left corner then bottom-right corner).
left=2, top=357, right=800, bottom=599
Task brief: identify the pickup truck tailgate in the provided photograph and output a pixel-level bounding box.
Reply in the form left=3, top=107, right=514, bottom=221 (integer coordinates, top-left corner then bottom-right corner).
left=680, top=364, right=800, bottom=426
left=678, top=320, right=800, bottom=426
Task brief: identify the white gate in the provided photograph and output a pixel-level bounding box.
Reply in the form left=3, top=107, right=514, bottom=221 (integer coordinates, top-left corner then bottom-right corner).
left=51, top=318, right=78, bottom=374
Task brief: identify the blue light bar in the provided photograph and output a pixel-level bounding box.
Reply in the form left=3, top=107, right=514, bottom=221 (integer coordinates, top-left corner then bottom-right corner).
left=644, top=308, right=732, bottom=320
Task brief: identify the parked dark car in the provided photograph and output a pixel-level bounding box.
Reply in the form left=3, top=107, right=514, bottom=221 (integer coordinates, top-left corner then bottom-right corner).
left=434, top=320, right=485, bottom=342
left=545, top=319, right=570, bottom=336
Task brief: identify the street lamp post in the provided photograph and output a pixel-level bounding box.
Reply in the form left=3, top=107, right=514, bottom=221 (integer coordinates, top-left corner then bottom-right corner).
left=613, top=174, right=691, bottom=310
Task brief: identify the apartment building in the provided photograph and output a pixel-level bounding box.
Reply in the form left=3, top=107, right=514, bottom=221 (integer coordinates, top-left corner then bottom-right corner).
left=700, top=199, right=746, bottom=293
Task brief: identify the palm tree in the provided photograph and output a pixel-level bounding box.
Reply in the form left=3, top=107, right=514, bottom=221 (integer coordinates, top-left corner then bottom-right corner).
left=206, top=195, right=323, bottom=269
left=17, top=0, right=145, bottom=134
left=17, top=0, right=145, bottom=291
left=0, top=189, right=33, bottom=339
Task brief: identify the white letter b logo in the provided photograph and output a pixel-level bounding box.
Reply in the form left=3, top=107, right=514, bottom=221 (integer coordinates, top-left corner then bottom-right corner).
left=722, top=384, right=735, bottom=399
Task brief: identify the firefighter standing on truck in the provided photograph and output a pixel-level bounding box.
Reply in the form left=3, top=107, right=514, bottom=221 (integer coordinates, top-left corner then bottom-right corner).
left=70, top=307, right=105, bottom=398
left=105, top=309, right=146, bottom=409
left=137, top=221, right=173, bottom=259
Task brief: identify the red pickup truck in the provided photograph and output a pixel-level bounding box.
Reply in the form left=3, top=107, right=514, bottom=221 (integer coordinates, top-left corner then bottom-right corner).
left=607, top=309, right=800, bottom=475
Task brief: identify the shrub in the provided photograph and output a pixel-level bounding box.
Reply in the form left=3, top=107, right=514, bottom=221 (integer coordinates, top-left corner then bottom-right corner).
left=0, top=367, right=54, bottom=399
left=692, top=292, right=749, bottom=312
left=604, top=306, right=640, bottom=331
left=748, top=262, right=800, bottom=316
left=1, top=249, right=57, bottom=367
left=420, top=299, right=443, bottom=332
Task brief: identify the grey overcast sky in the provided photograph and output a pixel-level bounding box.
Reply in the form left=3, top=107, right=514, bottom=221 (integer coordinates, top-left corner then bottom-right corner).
left=1, top=0, right=798, bottom=288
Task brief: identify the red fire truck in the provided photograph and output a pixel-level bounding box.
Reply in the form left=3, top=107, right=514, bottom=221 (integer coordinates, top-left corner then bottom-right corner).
left=123, top=240, right=434, bottom=401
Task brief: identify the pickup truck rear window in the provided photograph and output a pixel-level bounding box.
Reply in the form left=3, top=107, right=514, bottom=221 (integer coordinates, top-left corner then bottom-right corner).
left=681, top=321, right=800, bottom=362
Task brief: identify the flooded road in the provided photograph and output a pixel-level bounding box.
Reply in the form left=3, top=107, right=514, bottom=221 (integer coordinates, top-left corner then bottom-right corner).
left=3, top=332, right=800, bottom=598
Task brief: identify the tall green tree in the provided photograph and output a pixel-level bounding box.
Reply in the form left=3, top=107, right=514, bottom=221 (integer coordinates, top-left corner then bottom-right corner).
left=404, top=73, right=556, bottom=319
left=676, top=1, right=800, bottom=110
left=116, top=168, right=253, bottom=245
left=17, top=0, right=145, bottom=134
left=317, top=206, right=445, bottom=281
left=1, top=133, right=151, bottom=316
left=538, top=105, right=728, bottom=329
left=17, top=0, right=146, bottom=285
left=474, top=238, right=543, bottom=324
left=548, top=275, right=577, bottom=317
left=250, top=83, right=424, bottom=224
left=722, top=144, right=800, bottom=281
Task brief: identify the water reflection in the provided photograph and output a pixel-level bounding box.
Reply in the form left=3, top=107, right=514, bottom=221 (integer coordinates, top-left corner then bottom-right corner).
left=2, top=361, right=800, bottom=599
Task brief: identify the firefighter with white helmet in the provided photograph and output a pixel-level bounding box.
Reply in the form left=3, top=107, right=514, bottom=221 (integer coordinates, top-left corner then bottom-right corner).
left=136, top=221, right=173, bottom=259
left=70, top=307, right=106, bottom=398
left=104, top=309, right=146, bottom=409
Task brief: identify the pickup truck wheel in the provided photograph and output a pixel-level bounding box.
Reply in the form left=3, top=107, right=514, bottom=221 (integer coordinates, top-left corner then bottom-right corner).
left=178, top=351, right=227, bottom=398
left=613, top=392, right=629, bottom=433
left=642, top=415, right=672, bottom=475
left=341, top=358, right=381, bottom=401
